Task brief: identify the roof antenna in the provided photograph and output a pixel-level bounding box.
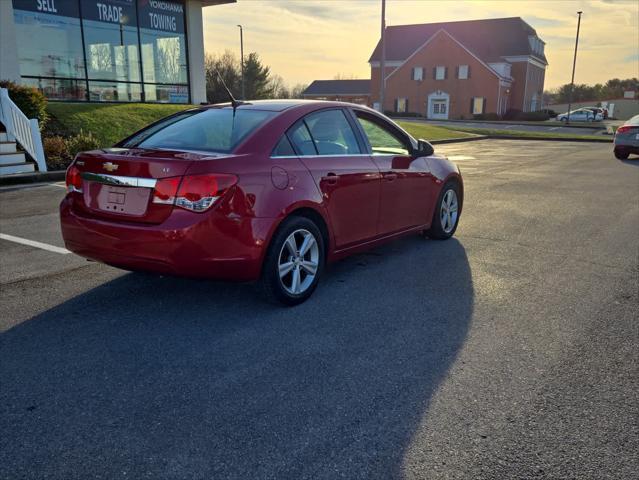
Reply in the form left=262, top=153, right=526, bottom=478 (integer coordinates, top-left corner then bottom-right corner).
left=214, top=68, right=247, bottom=116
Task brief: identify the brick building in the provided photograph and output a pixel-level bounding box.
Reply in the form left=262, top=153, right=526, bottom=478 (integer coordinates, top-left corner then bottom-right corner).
left=369, top=17, right=547, bottom=119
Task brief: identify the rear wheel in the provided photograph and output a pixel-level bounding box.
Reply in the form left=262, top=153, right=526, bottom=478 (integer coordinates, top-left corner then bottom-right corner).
left=425, top=181, right=461, bottom=240
left=614, top=149, right=629, bottom=160
left=260, top=216, right=324, bottom=305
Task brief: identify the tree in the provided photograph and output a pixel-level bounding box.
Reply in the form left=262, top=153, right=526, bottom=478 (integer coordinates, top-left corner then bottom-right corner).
left=548, top=77, right=638, bottom=103
left=289, top=83, right=308, bottom=99
left=269, top=74, right=290, bottom=99
left=243, top=52, right=273, bottom=100
left=204, top=50, right=241, bottom=103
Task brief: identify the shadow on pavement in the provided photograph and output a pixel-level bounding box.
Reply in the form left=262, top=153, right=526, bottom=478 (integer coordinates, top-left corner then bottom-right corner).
left=0, top=236, right=473, bottom=479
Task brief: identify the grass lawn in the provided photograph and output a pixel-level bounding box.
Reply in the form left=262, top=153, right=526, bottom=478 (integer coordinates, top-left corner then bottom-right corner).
left=396, top=121, right=476, bottom=141
left=47, top=103, right=194, bottom=147
left=442, top=126, right=612, bottom=142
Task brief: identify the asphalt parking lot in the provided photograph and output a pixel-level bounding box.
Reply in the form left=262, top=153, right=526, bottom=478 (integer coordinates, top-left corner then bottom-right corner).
left=1, top=140, right=637, bottom=479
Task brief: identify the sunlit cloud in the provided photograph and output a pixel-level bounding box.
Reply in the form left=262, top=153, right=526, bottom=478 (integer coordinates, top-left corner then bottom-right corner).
left=203, top=0, right=639, bottom=89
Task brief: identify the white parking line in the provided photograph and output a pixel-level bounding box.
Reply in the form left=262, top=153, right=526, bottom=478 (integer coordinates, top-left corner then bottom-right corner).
left=0, top=233, right=70, bottom=255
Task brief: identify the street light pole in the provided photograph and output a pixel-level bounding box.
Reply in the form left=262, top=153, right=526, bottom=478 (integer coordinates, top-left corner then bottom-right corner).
left=566, top=11, right=582, bottom=125
left=237, top=24, right=245, bottom=100
left=379, top=0, right=386, bottom=112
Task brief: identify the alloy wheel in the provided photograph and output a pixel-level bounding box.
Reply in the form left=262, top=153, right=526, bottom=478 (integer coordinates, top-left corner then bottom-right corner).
left=440, top=189, right=459, bottom=234
left=278, top=229, right=320, bottom=295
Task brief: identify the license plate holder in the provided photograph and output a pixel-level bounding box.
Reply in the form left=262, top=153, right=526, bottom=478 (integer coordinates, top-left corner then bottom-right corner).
left=85, top=183, right=151, bottom=216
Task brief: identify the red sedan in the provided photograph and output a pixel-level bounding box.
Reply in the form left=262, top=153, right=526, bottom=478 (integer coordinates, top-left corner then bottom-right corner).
left=60, top=101, right=463, bottom=304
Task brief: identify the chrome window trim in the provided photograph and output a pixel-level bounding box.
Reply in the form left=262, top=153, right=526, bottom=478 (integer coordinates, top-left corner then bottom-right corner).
left=80, top=172, right=157, bottom=188
left=270, top=154, right=373, bottom=159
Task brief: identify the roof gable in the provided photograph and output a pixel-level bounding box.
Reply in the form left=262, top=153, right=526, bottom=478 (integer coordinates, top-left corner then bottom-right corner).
left=369, top=17, right=547, bottom=65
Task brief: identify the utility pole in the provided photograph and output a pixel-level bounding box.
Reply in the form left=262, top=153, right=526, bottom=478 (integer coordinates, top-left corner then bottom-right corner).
left=566, top=11, right=582, bottom=124
left=237, top=24, right=245, bottom=99
left=379, top=0, right=386, bottom=112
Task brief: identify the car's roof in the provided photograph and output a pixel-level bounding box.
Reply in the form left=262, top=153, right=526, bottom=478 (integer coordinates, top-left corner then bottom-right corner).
left=202, top=99, right=370, bottom=113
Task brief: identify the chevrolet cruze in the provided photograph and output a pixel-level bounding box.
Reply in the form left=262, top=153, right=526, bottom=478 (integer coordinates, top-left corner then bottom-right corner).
left=60, top=100, right=463, bottom=305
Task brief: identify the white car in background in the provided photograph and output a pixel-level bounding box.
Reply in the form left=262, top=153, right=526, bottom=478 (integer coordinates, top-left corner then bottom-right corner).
left=557, top=108, right=603, bottom=122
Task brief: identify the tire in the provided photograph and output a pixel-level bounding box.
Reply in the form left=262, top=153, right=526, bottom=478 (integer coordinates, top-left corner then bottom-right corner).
left=614, top=149, right=629, bottom=160
left=425, top=180, right=462, bottom=240
left=560, top=117, right=567, bottom=123
left=259, top=216, right=325, bottom=306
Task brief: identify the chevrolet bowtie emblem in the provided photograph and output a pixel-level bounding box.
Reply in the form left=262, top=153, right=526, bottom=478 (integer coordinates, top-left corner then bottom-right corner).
left=103, top=162, right=119, bottom=172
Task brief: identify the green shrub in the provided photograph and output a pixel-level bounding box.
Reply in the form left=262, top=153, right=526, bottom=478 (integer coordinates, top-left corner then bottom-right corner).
left=473, top=112, right=500, bottom=121
left=43, top=135, right=71, bottom=170
left=0, top=80, right=48, bottom=129
left=66, top=130, right=100, bottom=159
left=517, top=111, right=550, bottom=121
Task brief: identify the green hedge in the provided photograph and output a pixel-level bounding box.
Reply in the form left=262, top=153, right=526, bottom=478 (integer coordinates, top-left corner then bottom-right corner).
left=0, top=80, right=48, bottom=129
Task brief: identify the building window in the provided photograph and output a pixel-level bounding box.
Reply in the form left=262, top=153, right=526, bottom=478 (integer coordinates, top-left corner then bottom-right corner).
left=435, top=66, right=446, bottom=80
left=471, top=97, right=485, bottom=115
left=11, top=0, right=190, bottom=103
left=458, top=65, right=469, bottom=79
left=412, top=67, right=423, bottom=81
left=396, top=98, right=407, bottom=113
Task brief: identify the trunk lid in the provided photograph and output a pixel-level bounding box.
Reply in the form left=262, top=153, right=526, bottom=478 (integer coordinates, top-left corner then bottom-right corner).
left=72, top=148, right=213, bottom=224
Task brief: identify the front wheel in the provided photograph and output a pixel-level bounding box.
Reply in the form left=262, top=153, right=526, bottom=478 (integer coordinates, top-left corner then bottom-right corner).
left=260, top=216, right=324, bottom=305
left=425, top=181, right=462, bottom=240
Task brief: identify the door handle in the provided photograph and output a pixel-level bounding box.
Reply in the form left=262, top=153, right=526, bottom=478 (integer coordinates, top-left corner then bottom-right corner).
left=322, top=172, right=339, bottom=185
left=383, top=172, right=398, bottom=181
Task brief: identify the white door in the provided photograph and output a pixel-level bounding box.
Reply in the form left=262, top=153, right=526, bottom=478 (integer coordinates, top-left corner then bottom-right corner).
left=427, top=96, right=449, bottom=119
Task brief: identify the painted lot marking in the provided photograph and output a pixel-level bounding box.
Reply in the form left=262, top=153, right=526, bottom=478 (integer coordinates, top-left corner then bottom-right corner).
left=0, top=233, right=70, bottom=255
left=447, top=155, right=477, bottom=161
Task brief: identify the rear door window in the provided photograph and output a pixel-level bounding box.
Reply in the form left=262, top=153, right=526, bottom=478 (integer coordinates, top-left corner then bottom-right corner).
left=288, top=122, right=317, bottom=155
left=304, top=110, right=362, bottom=155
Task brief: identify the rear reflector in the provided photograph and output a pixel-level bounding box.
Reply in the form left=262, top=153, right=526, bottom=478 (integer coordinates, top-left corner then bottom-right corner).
left=152, top=173, right=238, bottom=212
left=66, top=164, right=83, bottom=193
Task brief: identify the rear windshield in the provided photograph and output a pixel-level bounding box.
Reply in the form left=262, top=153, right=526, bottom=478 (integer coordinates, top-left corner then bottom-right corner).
left=122, top=108, right=276, bottom=153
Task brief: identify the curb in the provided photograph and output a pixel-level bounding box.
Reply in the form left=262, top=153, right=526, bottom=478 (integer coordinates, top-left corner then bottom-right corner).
left=0, top=170, right=66, bottom=186
left=484, top=135, right=613, bottom=143
left=431, top=135, right=488, bottom=145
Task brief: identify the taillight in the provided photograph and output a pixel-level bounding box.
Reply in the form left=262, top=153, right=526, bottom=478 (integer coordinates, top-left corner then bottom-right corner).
left=65, top=164, right=83, bottom=193
left=152, top=174, right=238, bottom=212
left=152, top=177, right=181, bottom=205
left=616, top=126, right=633, bottom=134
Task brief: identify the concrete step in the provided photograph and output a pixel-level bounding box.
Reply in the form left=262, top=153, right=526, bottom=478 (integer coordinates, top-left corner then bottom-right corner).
left=0, top=141, right=18, bottom=154
left=0, top=162, right=35, bottom=175
left=0, top=152, right=26, bottom=165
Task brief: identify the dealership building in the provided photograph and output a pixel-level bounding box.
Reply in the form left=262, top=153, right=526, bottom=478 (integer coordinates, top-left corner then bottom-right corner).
left=0, top=0, right=234, bottom=104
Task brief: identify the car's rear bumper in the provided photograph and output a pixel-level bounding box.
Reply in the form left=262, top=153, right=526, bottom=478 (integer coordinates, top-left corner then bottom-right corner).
left=60, top=197, right=274, bottom=281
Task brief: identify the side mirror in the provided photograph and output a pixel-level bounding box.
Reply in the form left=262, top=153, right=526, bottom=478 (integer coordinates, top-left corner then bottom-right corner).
left=415, top=139, right=434, bottom=157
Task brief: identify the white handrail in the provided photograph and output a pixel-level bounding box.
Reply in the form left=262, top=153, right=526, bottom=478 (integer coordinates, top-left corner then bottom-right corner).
left=0, top=88, right=47, bottom=172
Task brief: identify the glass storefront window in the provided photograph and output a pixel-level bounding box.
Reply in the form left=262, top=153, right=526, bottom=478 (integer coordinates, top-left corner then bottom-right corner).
left=139, top=0, right=188, bottom=85
left=22, top=77, right=87, bottom=101
left=88, top=81, right=142, bottom=102
left=144, top=84, right=189, bottom=103
left=12, top=0, right=85, bottom=78
left=81, top=0, right=141, bottom=82
left=12, top=0, right=190, bottom=103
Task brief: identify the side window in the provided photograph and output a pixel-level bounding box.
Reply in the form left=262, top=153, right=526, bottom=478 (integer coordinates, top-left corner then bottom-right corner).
left=355, top=114, right=410, bottom=156
left=304, top=110, right=362, bottom=155
left=288, top=121, right=317, bottom=155
left=272, top=136, right=296, bottom=157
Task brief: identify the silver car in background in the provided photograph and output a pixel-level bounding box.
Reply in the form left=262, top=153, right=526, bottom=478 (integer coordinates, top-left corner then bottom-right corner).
left=613, top=114, right=639, bottom=160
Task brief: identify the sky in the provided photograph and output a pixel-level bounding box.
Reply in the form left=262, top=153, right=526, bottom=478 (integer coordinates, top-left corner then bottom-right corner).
left=202, top=0, right=639, bottom=90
